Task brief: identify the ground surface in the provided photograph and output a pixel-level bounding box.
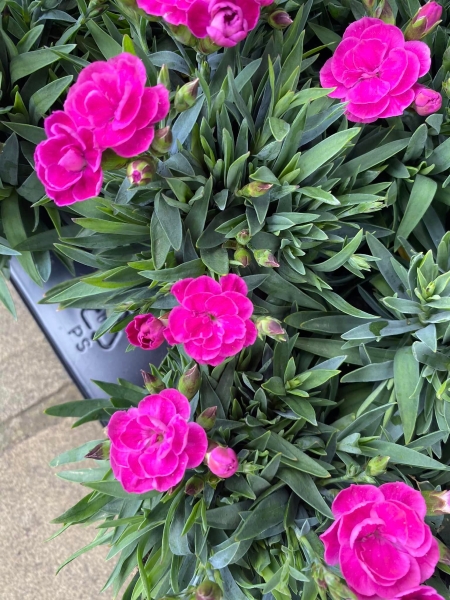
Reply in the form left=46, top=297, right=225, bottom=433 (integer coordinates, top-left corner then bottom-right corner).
left=0, top=285, right=111, bottom=599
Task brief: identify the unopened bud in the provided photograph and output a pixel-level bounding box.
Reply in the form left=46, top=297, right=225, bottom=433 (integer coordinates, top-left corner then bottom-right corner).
left=127, top=160, right=156, bottom=186
left=255, top=316, right=287, bottom=342
left=157, top=64, right=171, bottom=90
left=268, top=10, right=293, bottom=29
left=405, top=2, right=442, bottom=40
left=195, top=581, right=223, bottom=600
left=178, top=365, right=201, bottom=400
left=234, top=248, right=252, bottom=267
left=195, top=36, right=220, bottom=55
left=174, top=79, right=199, bottom=113
left=167, top=23, right=196, bottom=46
left=206, top=445, right=238, bottom=478
left=185, top=475, right=205, bottom=496
left=438, top=539, right=450, bottom=565
left=422, top=489, right=450, bottom=515
left=443, top=75, right=450, bottom=99
left=86, top=440, right=110, bottom=460
left=411, top=84, right=442, bottom=116
left=235, top=229, right=251, bottom=245
left=151, top=127, right=173, bottom=155
left=253, top=249, right=279, bottom=268
left=366, top=455, right=390, bottom=477
left=378, top=0, right=395, bottom=24
left=141, top=370, right=165, bottom=394
left=197, top=406, right=217, bottom=431
left=311, top=564, right=357, bottom=600
left=238, top=181, right=273, bottom=198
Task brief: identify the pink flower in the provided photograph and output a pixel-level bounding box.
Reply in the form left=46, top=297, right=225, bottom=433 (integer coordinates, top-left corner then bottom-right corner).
left=136, top=0, right=193, bottom=26
left=394, top=587, right=445, bottom=600
left=64, top=53, right=170, bottom=158
left=125, top=314, right=167, bottom=350
left=206, top=446, right=239, bottom=478
left=166, top=274, right=257, bottom=366
left=108, top=389, right=208, bottom=493
left=34, top=111, right=102, bottom=207
left=411, top=84, right=442, bottom=116
left=405, top=2, right=442, bottom=40
left=320, top=17, right=431, bottom=123
left=187, top=0, right=260, bottom=47
left=320, top=483, right=440, bottom=600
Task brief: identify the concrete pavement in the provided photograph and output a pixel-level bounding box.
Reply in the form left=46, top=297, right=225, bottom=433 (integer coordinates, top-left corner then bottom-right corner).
left=0, top=285, right=111, bottom=599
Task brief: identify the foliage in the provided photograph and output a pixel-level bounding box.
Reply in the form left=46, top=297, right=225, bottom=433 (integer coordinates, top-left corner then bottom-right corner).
left=1, top=0, right=450, bottom=598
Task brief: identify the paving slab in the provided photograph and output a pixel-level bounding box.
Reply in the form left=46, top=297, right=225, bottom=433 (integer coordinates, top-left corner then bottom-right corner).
left=0, top=419, right=111, bottom=600
left=0, top=284, right=77, bottom=422
left=0, top=284, right=112, bottom=599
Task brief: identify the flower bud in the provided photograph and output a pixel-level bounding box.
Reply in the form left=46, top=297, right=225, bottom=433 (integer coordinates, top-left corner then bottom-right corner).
left=174, top=79, right=199, bottom=113
left=178, top=365, right=201, bottom=400
left=197, top=407, right=217, bottom=431
left=255, top=316, right=288, bottom=342
left=235, top=229, right=251, bottom=245
left=127, top=160, right=156, bottom=186
left=405, top=2, right=442, bottom=40
left=253, top=249, right=280, bottom=268
left=206, top=445, right=239, bottom=478
left=268, top=10, right=293, bottom=29
left=157, top=64, right=171, bottom=90
left=141, top=370, right=165, bottom=393
left=151, top=127, right=173, bottom=155
left=438, top=539, right=450, bottom=565
left=411, top=84, right=442, bottom=116
left=443, top=75, right=450, bottom=99
left=167, top=23, right=196, bottom=46
left=234, top=248, right=252, bottom=267
left=378, top=0, right=395, bottom=24
left=365, top=455, right=390, bottom=476
left=195, top=36, right=221, bottom=55
left=85, top=440, right=110, bottom=460
left=195, top=581, right=223, bottom=600
left=422, top=490, right=450, bottom=515
left=185, top=475, right=205, bottom=496
left=238, top=181, right=273, bottom=198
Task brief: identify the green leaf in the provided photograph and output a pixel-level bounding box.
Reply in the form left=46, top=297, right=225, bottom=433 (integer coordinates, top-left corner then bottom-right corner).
left=394, top=346, right=421, bottom=444
left=151, top=212, right=171, bottom=270
left=50, top=440, right=105, bottom=467
left=10, top=44, right=76, bottom=82
left=235, top=490, right=289, bottom=541
left=171, top=97, right=205, bottom=149
left=335, top=139, right=411, bottom=179
left=140, top=259, right=205, bottom=282
left=428, top=136, right=450, bottom=174
left=1, top=195, right=42, bottom=286
left=73, top=218, right=149, bottom=236
left=269, top=117, right=290, bottom=142
left=45, top=399, right=111, bottom=418
left=297, top=129, right=360, bottom=183
left=86, top=20, right=122, bottom=58
left=362, top=440, right=450, bottom=470
left=2, top=122, right=46, bottom=144
left=155, top=195, right=182, bottom=251
left=395, top=175, right=437, bottom=250
left=278, top=468, right=332, bottom=517
left=29, top=76, right=73, bottom=120
left=314, top=229, right=363, bottom=272
left=341, top=361, right=394, bottom=383
left=0, top=133, right=19, bottom=185
left=0, top=272, right=16, bottom=318
left=17, top=25, right=44, bottom=54
left=200, top=247, right=229, bottom=275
